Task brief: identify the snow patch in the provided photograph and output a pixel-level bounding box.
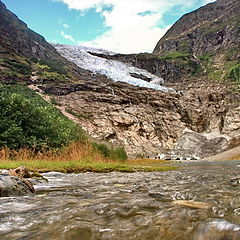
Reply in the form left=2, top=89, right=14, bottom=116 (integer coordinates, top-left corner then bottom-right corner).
left=53, top=44, right=174, bottom=92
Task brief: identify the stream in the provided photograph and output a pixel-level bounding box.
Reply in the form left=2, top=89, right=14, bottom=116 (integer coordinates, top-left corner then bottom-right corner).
left=0, top=161, right=239, bottom=240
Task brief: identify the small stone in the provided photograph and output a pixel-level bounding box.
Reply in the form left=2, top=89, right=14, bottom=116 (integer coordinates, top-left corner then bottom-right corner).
left=9, top=166, right=31, bottom=178
left=148, top=192, right=172, bottom=202
left=173, top=200, right=212, bottom=209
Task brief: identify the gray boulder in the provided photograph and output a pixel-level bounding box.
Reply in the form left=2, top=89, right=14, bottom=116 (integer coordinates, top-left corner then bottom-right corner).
left=0, top=175, right=35, bottom=197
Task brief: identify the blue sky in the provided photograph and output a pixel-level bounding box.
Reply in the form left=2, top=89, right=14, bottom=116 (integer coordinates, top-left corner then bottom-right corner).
left=2, top=0, right=215, bottom=53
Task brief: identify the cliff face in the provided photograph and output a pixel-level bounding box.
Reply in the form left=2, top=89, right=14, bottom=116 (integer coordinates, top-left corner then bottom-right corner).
left=44, top=80, right=239, bottom=158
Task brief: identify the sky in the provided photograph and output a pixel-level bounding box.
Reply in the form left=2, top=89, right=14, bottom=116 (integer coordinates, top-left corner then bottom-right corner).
left=2, top=0, right=215, bottom=53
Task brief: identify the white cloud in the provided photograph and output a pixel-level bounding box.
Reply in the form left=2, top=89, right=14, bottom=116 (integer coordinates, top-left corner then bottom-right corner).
left=59, top=18, right=70, bottom=28
left=62, top=23, right=70, bottom=28
left=60, top=30, right=75, bottom=42
left=203, top=0, right=216, bottom=4
left=54, top=0, right=213, bottom=53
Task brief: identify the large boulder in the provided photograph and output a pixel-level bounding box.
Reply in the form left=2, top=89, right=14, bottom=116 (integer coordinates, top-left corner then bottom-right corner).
left=0, top=175, right=35, bottom=197
left=193, top=219, right=240, bottom=240
left=172, top=129, right=229, bottom=158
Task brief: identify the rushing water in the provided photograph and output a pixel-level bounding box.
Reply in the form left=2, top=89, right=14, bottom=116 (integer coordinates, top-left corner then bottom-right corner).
left=0, top=161, right=239, bottom=240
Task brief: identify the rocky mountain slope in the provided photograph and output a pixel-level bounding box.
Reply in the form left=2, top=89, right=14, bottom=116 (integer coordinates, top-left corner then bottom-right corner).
left=154, top=0, right=240, bottom=82
left=0, top=0, right=239, bottom=158
left=0, top=0, right=110, bottom=86
left=154, top=0, right=239, bottom=57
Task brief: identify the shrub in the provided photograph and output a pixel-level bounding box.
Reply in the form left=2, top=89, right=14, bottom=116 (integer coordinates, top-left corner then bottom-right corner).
left=161, top=52, right=190, bottom=60
left=92, top=143, right=110, bottom=158
left=110, top=147, right=128, bottom=162
left=92, top=143, right=127, bottom=162
left=5, top=59, right=32, bottom=75
left=38, top=59, right=67, bottom=74
left=227, top=64, right=240, bottom=83
left=0, top=85, right=84, bottom=151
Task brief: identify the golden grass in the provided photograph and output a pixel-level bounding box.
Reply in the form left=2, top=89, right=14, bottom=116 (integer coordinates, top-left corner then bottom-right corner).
left=0, top=142, right=108, bottom=163
left=0, top=145, right=176, bottom=173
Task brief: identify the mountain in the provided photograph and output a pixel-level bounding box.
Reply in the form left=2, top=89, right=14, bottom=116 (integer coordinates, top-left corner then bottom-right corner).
left=0, top=0, right=110, bottom=86
left=0, top=0, right=239, bottom=158
left=153, top=0, right=240, bottom=82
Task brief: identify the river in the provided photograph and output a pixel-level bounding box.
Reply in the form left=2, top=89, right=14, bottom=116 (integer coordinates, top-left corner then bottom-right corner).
left=0, top=161, right=239, bottom=240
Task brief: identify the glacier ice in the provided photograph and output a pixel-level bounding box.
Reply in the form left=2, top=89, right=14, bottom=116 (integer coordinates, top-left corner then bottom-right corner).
left=53, top=44, right=174, bottom=92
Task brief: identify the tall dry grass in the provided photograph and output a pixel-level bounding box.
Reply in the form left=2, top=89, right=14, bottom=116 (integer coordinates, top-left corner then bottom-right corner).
left=0, top=141, right=111, bottom=163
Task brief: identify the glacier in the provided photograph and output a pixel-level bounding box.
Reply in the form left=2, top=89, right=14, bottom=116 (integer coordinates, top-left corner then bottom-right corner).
left=53, top=44, right=174, bottom=92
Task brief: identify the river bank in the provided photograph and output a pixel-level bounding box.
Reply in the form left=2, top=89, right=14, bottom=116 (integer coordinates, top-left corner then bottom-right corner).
left=0, top=159, right=176, bottom=173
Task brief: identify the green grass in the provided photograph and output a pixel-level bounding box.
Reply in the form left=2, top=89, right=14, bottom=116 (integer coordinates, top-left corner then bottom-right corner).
left=0, top=160, right=176, bottom=173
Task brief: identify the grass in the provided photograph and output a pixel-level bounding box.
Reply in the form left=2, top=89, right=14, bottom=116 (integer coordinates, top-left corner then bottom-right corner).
left=0, top=160, right=176, bottom=173
left=0, top=146, right=176, bottom=173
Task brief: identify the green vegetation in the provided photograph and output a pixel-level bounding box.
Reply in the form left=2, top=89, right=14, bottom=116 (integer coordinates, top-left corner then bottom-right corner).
left=0, top=54, right=71, bottom=84
left=198, top=54, right=212, bottom=70
left=0, top=84, right=128, bottom=162
left=0, top=159, right=176, bottom=173
left=0, top=55, right=32, bottom=79
left=92, top=143, right=127, bottom=162
left=38, top=59, right=67, bottom=75
left=35, top=59, right=68, bottom=83
left=227, top=63, right=240, bottom=83
left=0, top=84, right=83, bottom=150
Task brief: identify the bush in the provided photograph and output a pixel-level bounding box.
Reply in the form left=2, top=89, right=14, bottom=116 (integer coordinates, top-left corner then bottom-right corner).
left=38, top=59, right=67, bottom=74
left=5, top=59, right=32, bottom=75
left=228, top=64, right=240, bottom=83
left=110, top=147, right=128, bottom=162
left=0, top=85, right=84, bottom=150
left=92, top=143, right=127, bottom=162
left=92, top=143, right=110, bottom=158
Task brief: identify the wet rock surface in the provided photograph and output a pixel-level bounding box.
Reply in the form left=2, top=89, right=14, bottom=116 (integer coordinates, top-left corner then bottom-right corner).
left=193, top=219, right=240, bottom=240
left=0, top=175, right=34, bottom=197
left=0, top=161, right=239, bottom=239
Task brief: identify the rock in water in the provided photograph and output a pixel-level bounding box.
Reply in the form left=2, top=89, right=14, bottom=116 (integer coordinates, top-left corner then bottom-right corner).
left=9, top=166, right=31, bottom=178
left=0, top=175, right=35, bottom=197
left=193, top=219, right=240, bottom=240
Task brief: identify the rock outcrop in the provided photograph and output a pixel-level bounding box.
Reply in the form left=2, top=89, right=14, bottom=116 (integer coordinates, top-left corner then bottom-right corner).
left=0, top=175, right=34, bottom=197
left=9, top=166, right=31, bottom=178
left=48, top=81, right=239, bottom=157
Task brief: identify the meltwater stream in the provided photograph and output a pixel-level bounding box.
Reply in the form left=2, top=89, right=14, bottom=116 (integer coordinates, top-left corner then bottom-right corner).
left=0, top=161, right=239, bottom=240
